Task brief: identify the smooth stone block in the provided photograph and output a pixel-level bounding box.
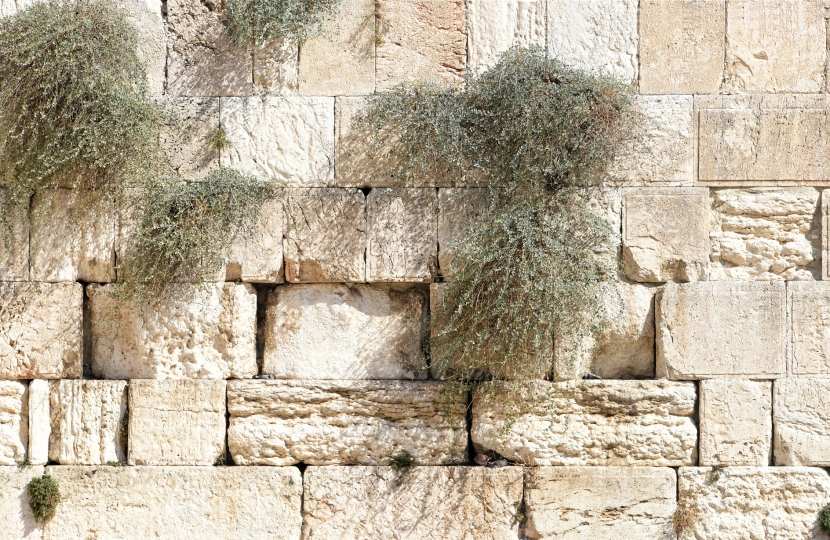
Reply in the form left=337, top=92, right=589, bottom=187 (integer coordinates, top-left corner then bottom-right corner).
left=334, top=96, right=402, bottom=187
left=27, top=379, right=49, bottom=466
left=437, top=188, right=489, bottom=279
left=0, top=466, right=44, bottom=540
left=774, top=378, right=830, bottom=466
left=790, top=282, right=830, bottom=376
left=222, top=198, right=285, bottom=283
left=253, top=37, right=299, bottom=95
left=122, top=0, right=166, bottom=96
left=466, top=0, right=545, bottom=69
left=0, top=381, right=26, bottom=466
left=0, top=192, right=29, bottom=281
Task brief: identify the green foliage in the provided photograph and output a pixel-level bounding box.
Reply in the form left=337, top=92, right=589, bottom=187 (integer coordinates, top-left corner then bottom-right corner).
left=388, top=451, right=415, bottom=487
left=209, top=129, right=231, bottom=153
left=819, top=504, right=830, bottom=535
left=225, top=0, right=342, bottom=45
left=27, top=475, right=61, bottom=522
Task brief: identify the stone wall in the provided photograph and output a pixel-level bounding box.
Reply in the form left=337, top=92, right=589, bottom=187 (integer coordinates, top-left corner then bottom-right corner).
left=4, top=0, right=830, bottom=538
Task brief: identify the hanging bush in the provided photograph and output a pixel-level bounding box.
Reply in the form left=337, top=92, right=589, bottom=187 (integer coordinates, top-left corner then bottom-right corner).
left=225, top=0, right=342, bottom=45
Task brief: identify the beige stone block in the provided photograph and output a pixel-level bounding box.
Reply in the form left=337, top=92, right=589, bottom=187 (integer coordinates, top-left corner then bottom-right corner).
left=0, top=194, right=29, bottom=281
left=622, top=187, right=709, bottom=282
left=45, top=466, right=302, bottom=540
left=678, top=467, right=830, bottom=539
left=725, top=0, right=825, bottom=93
left=223, top=198, right=285, bottom=283
left=334, top=96, right=402, bottom=187
left=122, top=0, right=166, bottom=95
left=284, top=188, right=366, bottom=282
left=263, top=284, right=428, bottom=379
left=0, top=381, right=26, bottom=466
left=471, top=380, right=697, bottom=466
left=88, top=283, right=257, bottom=379
left=656, top=282, right=786, bottom=379
left=0, top=466, right=44, bottom=540
left=639, top=0, right=726, bottom=94
left=158, top=97, right=219, bottom=179
left=367, top=188, right=438, bottom=282
left=376, top=0, right=466, bottom=91
left=524, top=467, right=676, bottom=539
left=790, top=282, right=830, bottom=376
left=467, top=0, right=545, bottom=69
left=437, top=188, right=488, bottom=279
left=27, top=379, right=48, bottom=466
left=228, top=380, right=467, bottom=466
left=710, top=188, right=820, bottom=281
left=0, top=0, right=34, bottom=17
left=303, top=466, right=523, bottom=539
left=128, top=380, right=226, bottom=466
left=699, top=379, right=771, bottom=466
left=821, top=190, right=830, bottom=280
left=253, top=38, right=299, bottom=95
left=547, top=0, right=638, bottom=82
left=773, top=378, right=830, bottom=466
left=0, top=282, right=82, bottom=380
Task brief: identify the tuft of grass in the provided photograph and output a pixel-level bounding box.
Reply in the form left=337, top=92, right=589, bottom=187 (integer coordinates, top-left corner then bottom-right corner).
left=27, top=475, right=61, bottom=522
left=106, top=460, right=127, bottom=467
left=706, top=466, right=721, bottom=485
left=209, top=128, right=231, bottom=153
left=225, top=0, right=342, bottom=46
left=672, top=499, right=699, bottom=539
left=819, top=504, right=830, bottom=535
left=15, top=457, right=32, bottom=469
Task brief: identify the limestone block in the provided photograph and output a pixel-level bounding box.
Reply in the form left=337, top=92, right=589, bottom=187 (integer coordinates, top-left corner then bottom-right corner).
left=367, top=188, right=438, bottom=282
left=725, top=0, right=825, bottom=93
left=0, top=194, right=28, bottom=280
left=639, top=0, right=726, bottom=94
left=283, top=188, right=366, bottom=282
left=524, top=467, right=676, bottom=539
left=819, top=190, right=830, bottom=281
left=678, top=467, right=830, bottom=539
left=0, top=466, right=44, bottom=540
left=335, top=96, right=403, bottom=187
left=27, top=380, right=49, bottom=466
left=45, top=466, right=302, bottom=540
left=158, top=97, right=219, bottom=179
left=622, top=187, right=709, bottom=282
left=220, top=97, right=335, bottom=186
left=0, top=282, right=83, bottom=380
left=790, top=282, right=830, bottom=376
left=302, top=466, right=523, bottom=539
left=128, top=380, right=226, bottom=466
left=773, top=378, right=830, bottom=466
left=122, top=0, right=166, bottom=95
left=253, top=38, right=299, bottom=95
left=228, top=380, right=467, bottom=466
left=88, top=283, right=257, bottom=379
left=48, top=380, right=126, bottom=465
left=0, top=381, right=26, bottom=466
left=699, top=379, right=771, bottom=466
left=376, top=0, right=466, bottom=91
left=656, top=282, right=786, bottom=379
left=547, top=0, right=638, bottom=82
left=222, top=198, right=285, bottom=282
left=0, top=0, right=33, bottom=17
left=437, top=188, right=488, bottom=279
left=471, top=380, right=697, bottom=466
left=467, top=0, right=545, bottom=69
left=298, top=0, right=375, bottom=95
left=710, top=188, right=820, bottom=281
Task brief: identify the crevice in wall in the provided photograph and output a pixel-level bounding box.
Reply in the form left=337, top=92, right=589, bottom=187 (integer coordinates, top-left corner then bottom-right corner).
left=252, top=283, right=272, bottom=377
left=693, top=380, right=701, bottom=467
left=80, top=281, right=93, bottom=379
left=359, top=187, right=372, bottom=197
left=222, top=385, right=232, bottom=465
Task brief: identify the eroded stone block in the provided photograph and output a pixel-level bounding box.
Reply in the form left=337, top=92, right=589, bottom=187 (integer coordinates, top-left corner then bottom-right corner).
left=773, top=378, right=830, bottom=466
left=158, top=97, right=220, bottom=179
left=0, top=381, right=26, bottom=466
left=0, top=466, right=44, bottom=540
left=0, top=193, right=28, bottom=281
left=223, top=198, right=285, bottom=282
left=700, top=379, right=771, bottom=466
left=790, top=282, right=830, bottom=376
left=467, top=0, right=545, bottom=69
left=27, top=379, right=48, bottom=466
left=438, top=188, right=488, bottom=279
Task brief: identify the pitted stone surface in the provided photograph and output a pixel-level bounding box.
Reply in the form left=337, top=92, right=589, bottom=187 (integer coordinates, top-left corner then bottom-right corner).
left=773, top=378, right=830, bottom=466
left=222, top=198, right=285, bottom=283
left=467, top=0, right=545, bottom=69
left=790, top=282, right=830, bottom=375
left=437, top=188, right=489, bottom=279
left=0, top=466, right=44, bottom=540
left=0, top=381, right=26, bottom=466
left=700, top=379, right=771, bottom=466
left=27, top=379, right=49, bottom=466
left=471, top=380, right=697, bottom=466
left=0, top=192, right=28, bottom=281
left=228, top=380, right=467, bottom=466
left=158, top=97, right=219, bottom=178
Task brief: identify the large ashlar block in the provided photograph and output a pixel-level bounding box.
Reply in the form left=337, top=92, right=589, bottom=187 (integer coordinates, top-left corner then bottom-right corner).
left=303, top=466, right=523, bottom=539
left=128, top=380, right=226, bottom=466
left=376, top=0, right=466, bottom=91
left=790, top=282, right=830, bottom=376
left=437, top=188, right=488, bottom=279
left=0, top=466, right=44, bottom=540
left=27, top=380, right=49, bottom=466
left=773, top=378, right=830, bottom=466
left=121, top=0, right=166, bottom=95
left=158, top=97, right=219, bottom=178
left=88, top=283, right=257, bottom=379
left=48, top=380, right=127, bottom=465
left=622, top=187, right=709, bottom=282
left=678, top=467, right=830, bottom=539
left=283, top=189, right=366, bottom=282
left=0, top=381, right=27, bottom=466
left=222, top=198, right=285, bottom=283
left=657, top=282, right=786, bottom=379
left=700, top=379, right=771, bottom=466
left=466, top=0, right=546, bottom=69
left=471, top=380, right=697, bottom=466
left=253, top=38, right=299, bottom=96
left=0, top=193, right=29, bottom=281
left=0, top=282, right=83, bottom=380
left=228, top=380, right=467, bottom=466
left=710, top=188, right=820, bottom=281
left=639, top=0, right=726, bottom=94
left=44, top=466, right=302, bottom=540
left=524, top=467, right=676, bottom=539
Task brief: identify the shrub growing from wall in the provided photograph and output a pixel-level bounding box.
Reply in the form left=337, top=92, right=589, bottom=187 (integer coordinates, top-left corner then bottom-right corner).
left=225, top=0, right=342, bottom=45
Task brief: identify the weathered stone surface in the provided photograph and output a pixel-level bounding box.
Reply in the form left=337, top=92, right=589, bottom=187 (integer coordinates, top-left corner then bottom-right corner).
left=45, top=466, right=302, bottom=540
left=302, top=466, right=523, bottom=539
left=0, top=466, right=44, bottom=540
left=220, top=97, right=335, bottom=186
left=88, top=283, right=257, bottom=379
left=27, top=380, right=48, bottom=466
left=0, top=0, right=33, bottom=17
left=128, top=380, right=226, bottom=466
left=0, top=193, right=28, bottom=281
left=222, top=198, right=285, bottom=282
left=263, top=284, right=428, bottom=379
left=253, top=38, right=299, bottom=95
left=0, top=282, right=82, bottom=380
left=700, top=379, right=771, bottom=466
left=657, top=282, right=786, bottom=379
left=438, top=188, right=488, bottom=279
left=639, top=0, right=726, bottom=94
left=122, top=0, right=166, bottom=95
left=284, top=188, right=366, bottom=282
left=467, top=0, right=545, bottom=69
left=678, top=467, right=830, bottom=539
left=823, top=191, right=830, bottom=280
left=158, top=97, right=220, bottom=178
left=471, top=380, right=697, bottom=466
left=524, top=467, right=676, bottom=539
left=790, top=282, right=830, bottom=375
left=622, top=187, right=709, bottom=282
left=228, top=380, right=467, bottom=466
left=547, top=0, right=638, bottom=81
left=367, top=188, right=438, bottom=282
left=0, top=381, right=26, bottom=466
left=710, top=188, right=820, bottom=281
left=376, top=0, right=466, bottom=91
left=773, top=378, right=830, bottom=466
left=49, top=380, right=127, bottom=465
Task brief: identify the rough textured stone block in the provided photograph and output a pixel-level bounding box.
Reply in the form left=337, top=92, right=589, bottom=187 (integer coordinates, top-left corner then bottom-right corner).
left=710, top=188, right=820, bottom=281
left=773, top=378, right=830, bottom=466
left=790, top=282, right=830, bottom=376
left=0, top=282, right=82, bottom=380
left=27, top=379, right=48, bottom=466
left=45, top=466, right=302, bottom=540
left=128, top=380, right=226, bottom=466
left=639, top=0, right=726, bottom=94
left=158, top=97, right=220, bottom=178
left=228, top=380, right=467, bottom=466
left=284, top=188, right=366, bottom=282
left=0, top=466, right=44, bottom=540
left=88, top=283, right=257, bottom=379
left=0, top=381, right=26, bottom=466
left=222, top=198, right=285, bottom=282
left=524, top=467, right=676, bottom=539
left=0, top=193, right=28, bottom=281
left=622, top=187, right=709, bottom=282
left=122, top=0, right=166, bottom=95
left=221, top=97, right=334, bottom=185
left=467, top=0, right=545, bottom=69
left=437, top=188, right=488, bottom=279
left=367, top=188, right=438, bottom=282
left=700, top=379, right=771, bottom=466
left=253, top=38, right=299, bottom=95
left=49, top=380, right=127, bottom=465
left=303, top=466, right=523, bottom=539
left=657, top=282, right=786, bottom=379
left=471, top=380, right=697, bottom=466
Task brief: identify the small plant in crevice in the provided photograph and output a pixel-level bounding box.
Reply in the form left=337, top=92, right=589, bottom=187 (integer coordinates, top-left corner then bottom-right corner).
left=672, top=499, right=699, bottom=540
left=706, top=466, right=722, bottom=485
left=388, top=451, right=415, bottom=487
left=106, top=460, right=128, bottom=467
left=15, top=457, right=32, bottom=469
left=27, top=475, right=61, bottom=522
left=225, top=0, right=342, bottom=45
left=818, top=504, right=830, bottom=535
left=209, top=128, right=231, bottom=153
